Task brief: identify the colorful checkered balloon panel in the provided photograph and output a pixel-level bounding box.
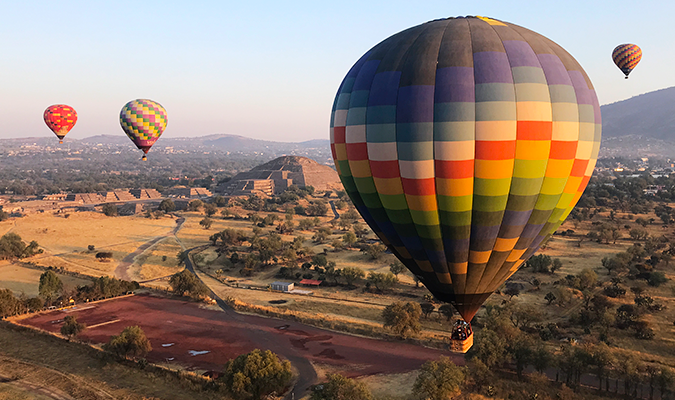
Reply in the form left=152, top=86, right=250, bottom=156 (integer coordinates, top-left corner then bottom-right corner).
left=612, top=44, right=642, bottom=78
left=44, top=104, right=77, bottom=141
left=330, top=16, right=601, bottom=321
left=119, top=99, right=168, bottom=153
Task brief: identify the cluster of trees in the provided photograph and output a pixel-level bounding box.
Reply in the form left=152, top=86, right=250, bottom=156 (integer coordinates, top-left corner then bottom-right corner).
left=75, top=276, right=139, bottom=301
left=0, top=148, right=270, bottom=196
left=0, top=233, right=42, bottom=260
left=1, top=271, right=138, bottom=318
left=168, top=270, right=210, bottom=299
left=0, top=288, right=44, bottom=318
left=311, top=357, right=466, bottom=400
left=467, top=302, right=675, bottom=398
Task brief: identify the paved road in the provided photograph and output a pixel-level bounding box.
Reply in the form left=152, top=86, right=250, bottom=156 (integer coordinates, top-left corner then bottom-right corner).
left=328, top=200, right=339, bottom=220
left=183, top=247, right=318, bottom=400
left=114, top=217, right=185, bottom=280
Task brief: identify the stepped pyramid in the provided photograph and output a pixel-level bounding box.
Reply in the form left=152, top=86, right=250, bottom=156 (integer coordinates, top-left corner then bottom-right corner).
left=222, top=156, right=341, bottom=195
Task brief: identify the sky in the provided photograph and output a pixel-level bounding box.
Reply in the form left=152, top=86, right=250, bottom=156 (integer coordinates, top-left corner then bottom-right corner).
left=1, top=0, right=673, bottom=142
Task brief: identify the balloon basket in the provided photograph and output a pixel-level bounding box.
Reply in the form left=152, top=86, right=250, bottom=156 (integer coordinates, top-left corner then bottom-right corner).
left=59, top=140, right=63, bottom=144
left=449, top=321, right=473, bottom=353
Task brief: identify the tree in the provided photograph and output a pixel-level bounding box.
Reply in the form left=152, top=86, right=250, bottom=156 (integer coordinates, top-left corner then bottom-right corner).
left=188, top=199, right=204, bottom=211
left=466, top=328, right=507, bottom=368
left=0, top=289, right=20, bottom=318
left=158, top=199, right=175, bottom=213
left=0, top=233, right=42, bottom=260
left=531, top=345, right=552, bottom=373
left=341, top=266, right=365, bottom=287
left=545, top=291, right=557, bottom=305
left=342, top=231, right=357, bottom=247
left=551, top=258, right=563, bottom=274
left=630, top=227, right=649, bottom=241
left=199, top=217, right=213, bottom=229
left=389, top=261, right=405, bottom=277
left=420, top=303, right=435, bottom=318
left=101, top=203, right=118, bottom=216
left=311, top=373, right=373, bottom=400
left=382, top=302, right=422, bottom=338
left=103, top=326, right=152, bottom=360
left=204, top=203, right=217, bottom=217
left=60, top=315, right=85, bottom=340
left=39, top=270, right=63, bottom=305
left=413, top=357, right=465, bottom=400
left=311, top=253, right=328, bottom=268
left=221, top=349, right=293, bottom=400
left=577, top=268, right=598, bottom=290
left=591, top=342, right=615, bottom=392
left=507, top=303, right=543, bottom=329
left=362, top=243, right=386, bottom=260
left=367, top=272, right=398, bottom=291
left=169, top=270, right=210, bottom=299
left=503, top=286, right=520, bottom=300
left=526, top=254, right=552, bottom=273
left=439, top=304, right=455, bottom=321
left=508, top=334, right=534, bottom=380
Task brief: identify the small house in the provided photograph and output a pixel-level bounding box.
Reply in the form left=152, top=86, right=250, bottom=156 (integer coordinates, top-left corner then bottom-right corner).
left=270, top=281, right=294, bottom=292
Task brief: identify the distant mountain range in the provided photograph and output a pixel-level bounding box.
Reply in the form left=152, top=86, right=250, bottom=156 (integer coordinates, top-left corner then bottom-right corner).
left=4, top=133, right=331, bottom=152
left=6, top=87, right=675, bottom=159
left=600, top=87, right=675, bottom=158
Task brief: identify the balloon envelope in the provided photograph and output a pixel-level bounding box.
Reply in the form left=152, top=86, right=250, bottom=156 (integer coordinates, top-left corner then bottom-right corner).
left=330, top=16, right=601, bottom=321
left=119, top=99, right=168, bottom=159
left=44, top=105, right=77, bottom=143
left=612, top=44, right=642, bottom=78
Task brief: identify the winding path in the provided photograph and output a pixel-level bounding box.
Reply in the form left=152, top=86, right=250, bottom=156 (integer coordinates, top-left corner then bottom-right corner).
left=114, top=217, right=185, bottom=280
left=183, top=246, right=318, bottom=400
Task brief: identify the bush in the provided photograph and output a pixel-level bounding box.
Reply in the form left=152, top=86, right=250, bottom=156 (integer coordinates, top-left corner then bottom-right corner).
left=311, top=373, right=373, bottom=400
left=220, top=349, right=293, bottom=400
left=169, top=270, right=210, bottom=299
left=103, top=326, right=152, bottom=359
left=101, top=203, right=118, bottom=217
left=648, top=271, right=668, bottom=287
left=60, top=315, right=85, bottom=340
left=158, top=199, right=175, bottom=212
left=382, top=302, right=422, bottom=338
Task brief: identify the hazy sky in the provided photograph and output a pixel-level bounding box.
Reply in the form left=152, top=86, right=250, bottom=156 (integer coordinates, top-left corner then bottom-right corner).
left=1, top=0, right=672, bottom=142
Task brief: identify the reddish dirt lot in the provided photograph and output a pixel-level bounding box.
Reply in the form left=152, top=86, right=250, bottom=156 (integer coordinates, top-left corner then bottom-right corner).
left=19, top=294, right=461, bottom=375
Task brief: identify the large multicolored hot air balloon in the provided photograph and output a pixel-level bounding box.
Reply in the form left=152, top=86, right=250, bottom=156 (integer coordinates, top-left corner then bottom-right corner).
left=612, top=44, right=642, bottom=79
left=330, top=16, right=601, bottom=322
left=44, top=105, right=77, bottom=144
left=120, top=99, right=168, bottom=160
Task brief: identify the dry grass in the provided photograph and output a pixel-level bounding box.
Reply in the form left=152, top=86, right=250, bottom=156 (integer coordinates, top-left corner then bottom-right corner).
left=0, top=322, right=230, bottom=400
left=0, top=263, right=91, bottom=297
left=358, top=371, right=418, bottom=400
left=6, top=212, right=179, bottom=277
left=127, top=237, right=184, bottom=282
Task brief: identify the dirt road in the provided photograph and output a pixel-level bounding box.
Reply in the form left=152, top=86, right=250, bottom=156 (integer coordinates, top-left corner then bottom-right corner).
left=114, top=217, right=185, bottom=280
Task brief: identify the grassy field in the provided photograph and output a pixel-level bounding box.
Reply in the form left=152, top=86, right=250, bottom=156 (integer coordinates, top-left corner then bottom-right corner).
left=0, top=212, right=184, bottom=280
left=0, top=322, right=230, bottom=400
left=0, top=263, right=91, bottom=297
left=126, top=237, right=184, bottom=282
